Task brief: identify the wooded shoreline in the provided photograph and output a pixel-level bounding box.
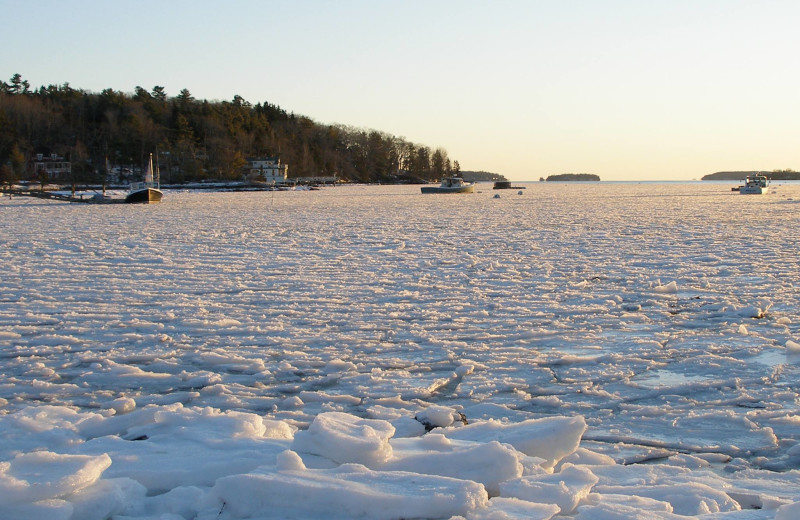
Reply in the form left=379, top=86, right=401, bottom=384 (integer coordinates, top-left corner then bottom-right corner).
left=0, top=74, right=465, bottom=187
left=701, top=171, right=800, bottom=181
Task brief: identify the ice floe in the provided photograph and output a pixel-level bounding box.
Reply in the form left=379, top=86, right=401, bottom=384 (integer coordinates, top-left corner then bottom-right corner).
left=2, top=184, right=800, bottom=518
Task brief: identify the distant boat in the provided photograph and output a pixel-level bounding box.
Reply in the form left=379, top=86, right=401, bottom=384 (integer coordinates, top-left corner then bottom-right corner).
left=126, top=153, right=163, bottom=203
left=738, top=174, right=769, bottom=195
left=421, top=176, right=475, bottom=194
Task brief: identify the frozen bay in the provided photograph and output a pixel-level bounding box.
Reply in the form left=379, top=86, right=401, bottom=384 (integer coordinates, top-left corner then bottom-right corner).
left=1, top=182, right=800, bottom=519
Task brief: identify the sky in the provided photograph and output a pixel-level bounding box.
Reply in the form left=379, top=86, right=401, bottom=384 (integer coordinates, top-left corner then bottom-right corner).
left=3, top=0, right=799, bottom=181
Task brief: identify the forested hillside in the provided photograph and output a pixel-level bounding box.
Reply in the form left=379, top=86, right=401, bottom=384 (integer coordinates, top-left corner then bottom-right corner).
left=701, top=170, right=800, bottom=181
left=546, top=173, right=600, bottom=181
left=0, top=74, right=459, bottom=185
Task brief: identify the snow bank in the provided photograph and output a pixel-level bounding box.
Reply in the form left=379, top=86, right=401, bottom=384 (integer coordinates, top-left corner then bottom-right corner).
left=499, top=463, right=599, bottom=514
left=575, top=496, right=680, bottom=519
left=593, top=482, right=741, bottom=515
left=463, top=497, right=560, bottom=520
left=386, top=436, right=523, bottom=495
left=67, top=478, right=146, bottom=520
left=653, top=281, right=678, bottom=294
left=292, top=412, right=395, bottom=466
left=0, top=452, right=114, bottom=520
left=777, top=501, right=800, bottom=520
left=0, top=451, right=111, bottom=504
left=442, top=416, right=587, bottom=469
left=0, top=403, right=796, bottom=519
left=415, top=404, right=461, bottom=429
left=74, top=405, right=295, bottom=492
left=208, top=454, right=489, bottom=519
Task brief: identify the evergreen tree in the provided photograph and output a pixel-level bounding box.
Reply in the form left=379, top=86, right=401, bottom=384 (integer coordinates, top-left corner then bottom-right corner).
left=0, top=74, right=459, bottom=185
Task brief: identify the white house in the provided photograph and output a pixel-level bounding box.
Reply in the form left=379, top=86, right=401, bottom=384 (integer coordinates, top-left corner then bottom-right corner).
left=245, top=157, right=288, bottom=185
left=30, top=153, right=71, bottom=181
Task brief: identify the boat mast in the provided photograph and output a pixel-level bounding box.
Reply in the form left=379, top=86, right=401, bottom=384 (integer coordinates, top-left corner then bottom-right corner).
left=145, top=153, right=154, bottom=184
left=155, top=150, right=160, bottom=188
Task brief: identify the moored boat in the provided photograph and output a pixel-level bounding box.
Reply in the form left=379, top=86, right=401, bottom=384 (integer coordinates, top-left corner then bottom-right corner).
left=421, top=176, right=475, bottom=194
left=738, top=174, right=769, bottom=195
left=126, top=153, right=163, bottom=203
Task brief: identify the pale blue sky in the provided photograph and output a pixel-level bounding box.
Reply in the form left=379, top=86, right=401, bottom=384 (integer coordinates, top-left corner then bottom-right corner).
left=3, top=0, right=798, bottom=180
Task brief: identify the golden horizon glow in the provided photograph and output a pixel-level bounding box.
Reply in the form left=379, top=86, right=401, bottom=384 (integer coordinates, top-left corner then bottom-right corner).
left=2, top=1, right=798, bottom=181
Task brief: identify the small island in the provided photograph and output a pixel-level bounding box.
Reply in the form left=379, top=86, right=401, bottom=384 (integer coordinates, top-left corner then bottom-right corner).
left=460, top=170, right=506, bottom=182
left=546, top=173, right=600, bottom=182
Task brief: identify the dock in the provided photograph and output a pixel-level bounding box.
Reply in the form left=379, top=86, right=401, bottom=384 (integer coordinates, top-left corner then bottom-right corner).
left=1, top=188, right=127, bottom=204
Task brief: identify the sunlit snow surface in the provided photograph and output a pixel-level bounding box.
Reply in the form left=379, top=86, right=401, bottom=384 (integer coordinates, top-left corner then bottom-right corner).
left=2, top=183, right=800, bottom=519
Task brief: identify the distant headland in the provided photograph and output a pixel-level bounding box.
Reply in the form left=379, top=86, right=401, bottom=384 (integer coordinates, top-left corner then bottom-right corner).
left=702, top=170, right=800, bottom=181
left=544, top=173, right=601, bottom=182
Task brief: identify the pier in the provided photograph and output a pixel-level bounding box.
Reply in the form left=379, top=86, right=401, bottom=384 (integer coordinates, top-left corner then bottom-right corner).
left=1, top=188, right=127, bottom=204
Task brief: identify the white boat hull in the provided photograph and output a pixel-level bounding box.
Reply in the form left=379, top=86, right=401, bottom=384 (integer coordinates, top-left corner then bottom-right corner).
left=738, top=174, right=769, bottom=194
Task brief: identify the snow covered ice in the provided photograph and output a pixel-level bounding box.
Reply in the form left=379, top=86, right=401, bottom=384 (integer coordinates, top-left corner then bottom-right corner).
left=2, top=182, right=800, bottom=519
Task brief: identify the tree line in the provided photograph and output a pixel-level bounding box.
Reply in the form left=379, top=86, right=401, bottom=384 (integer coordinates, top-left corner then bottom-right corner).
left=0, top=73, right=460, bottom=185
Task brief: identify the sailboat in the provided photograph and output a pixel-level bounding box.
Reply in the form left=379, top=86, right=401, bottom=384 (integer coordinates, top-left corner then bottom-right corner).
left=126, top=153, right=163, bottom=203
